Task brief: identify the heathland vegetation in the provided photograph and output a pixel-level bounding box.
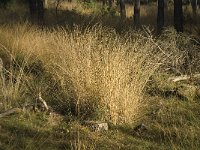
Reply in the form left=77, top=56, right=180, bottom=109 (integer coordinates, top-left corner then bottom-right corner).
left=0, top=0, right=200, bottom=149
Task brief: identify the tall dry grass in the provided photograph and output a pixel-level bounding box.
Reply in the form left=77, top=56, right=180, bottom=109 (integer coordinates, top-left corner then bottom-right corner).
left=0, top=24, right=162, bottom=123
left=1, top=23, right=195, bottom=124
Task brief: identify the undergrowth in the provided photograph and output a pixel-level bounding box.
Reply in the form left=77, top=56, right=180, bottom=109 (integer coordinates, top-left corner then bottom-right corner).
left=0, top=1, right=200, bottom=149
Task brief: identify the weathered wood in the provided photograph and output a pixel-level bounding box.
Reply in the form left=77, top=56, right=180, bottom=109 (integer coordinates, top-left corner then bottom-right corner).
left=0, top=58, right=6, bottom=110
left=20, top=92, right=49, bottom=112
left=168, top=74, right=200, bottom=82
left=0, top=58, right=3, bottom=72
left=0, top=108, right=21, bottom=118
left=177, top=84, right=198, bottom=101
left=38, top=92, right=49, bottom=111
left=0, top=58, right=5, bottom=88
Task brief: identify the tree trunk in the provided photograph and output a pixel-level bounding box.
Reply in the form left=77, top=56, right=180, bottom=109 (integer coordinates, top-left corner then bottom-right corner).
left=44, top=0, right=48, bottom=8
left=29, top=0, right=44, bottom=24
left=55, top=0, right=60, bottom=18
left=191, top=0, right=197, bottom=18
left=134, top=0, right=140, bottom=26
left=102, top=0, right=106, bottom=6
left=157, top=0, right=165, bottom=33
left=36, top=0, right=44, bottom=24
left=108, top=0, right=112, bottom=10
left=174, top=0, right=183, bottom=32
left=119, top=0, right=126, bottom=18
left=164, top=0, right=168, bottom=10
left=28, top=0, right=37, bottom=22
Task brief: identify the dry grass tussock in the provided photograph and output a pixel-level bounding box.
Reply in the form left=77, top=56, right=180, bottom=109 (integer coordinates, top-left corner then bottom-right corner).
left=0, top=23, right=196, bottom=124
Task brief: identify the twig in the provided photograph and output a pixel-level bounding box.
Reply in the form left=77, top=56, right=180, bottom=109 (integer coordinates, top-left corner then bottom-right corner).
left=0, top=58, right=7, bottom=109
left=38, top=92, right=49, bottom=111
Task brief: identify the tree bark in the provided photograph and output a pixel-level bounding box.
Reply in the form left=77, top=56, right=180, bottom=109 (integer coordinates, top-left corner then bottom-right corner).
left=164, top=0, right=168, bottom=10
left=102, top=0, right=106, bottom=6
left=168, top=74, right=200, bottom=82
left=157, top=0, right=165, bottom=33
left=29, top=0, right=44, bottom=24
left=119, top=0, right=126, bottom=18
left=174, top=0, right=183, bottom=32
left=108, top=0, right=113, bottom=10
left=191, top=0, right=197, bottom=18
left=44, top=0, right=48, bottom=8
left=134, top=0, right=140, bottom=26
left=36, top=0, right=44, bottom=24
left=28, top=0, right=37, bottom=22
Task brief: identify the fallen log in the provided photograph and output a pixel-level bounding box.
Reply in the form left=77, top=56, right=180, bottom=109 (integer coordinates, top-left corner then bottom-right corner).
left=0, top=108, right=21, bottom=118
left=168, top=74, right=200, bottom=82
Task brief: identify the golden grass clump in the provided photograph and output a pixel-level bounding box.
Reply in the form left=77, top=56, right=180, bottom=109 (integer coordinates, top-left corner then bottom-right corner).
left=0, top=24, right=170, bottom=124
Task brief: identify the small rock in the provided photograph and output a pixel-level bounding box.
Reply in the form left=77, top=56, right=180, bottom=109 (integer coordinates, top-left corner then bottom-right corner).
left=84, top=121, right=108, bottom=132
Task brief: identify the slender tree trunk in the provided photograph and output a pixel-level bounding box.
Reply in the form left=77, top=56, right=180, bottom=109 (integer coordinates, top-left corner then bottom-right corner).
left=29, top=0, right=37, bottom=22
left=29, top=0, right=44, bottom=24
left=36, top=0, right=44, bottom=24
left=134, top=0, right=140, bottom=26
left=164, top=0, right=168, bottom=10
left=108, top=0, right=112, bottom=10
left=102, top=0, right=106, bottom=6
left=56, top=0, right=60, bottom=18
left=174, top=0, right=183, bottom=32
left=119, top=0, right=126, bottom=18
left=157, top=0, right=165, bottom=33
left=191, top=0, right=197, bottom=18
left=44, top=0, right=48, bottom=8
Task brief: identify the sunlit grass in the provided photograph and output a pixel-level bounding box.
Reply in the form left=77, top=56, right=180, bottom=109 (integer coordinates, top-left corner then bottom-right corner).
left=0, top=1, right=200, bottom=149
left=0, top=23, right=168, bottom=124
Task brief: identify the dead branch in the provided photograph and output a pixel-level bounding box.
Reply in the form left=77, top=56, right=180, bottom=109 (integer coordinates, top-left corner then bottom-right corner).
left=168, top=74, right=200, bottom=82
left=0, top=108, right=21, bottom=118
left=38, top=92, right=49, bottom=111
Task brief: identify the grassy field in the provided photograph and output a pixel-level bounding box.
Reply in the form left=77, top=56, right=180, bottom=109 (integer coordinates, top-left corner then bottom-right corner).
left=0, top=0, right=200, bottom=149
